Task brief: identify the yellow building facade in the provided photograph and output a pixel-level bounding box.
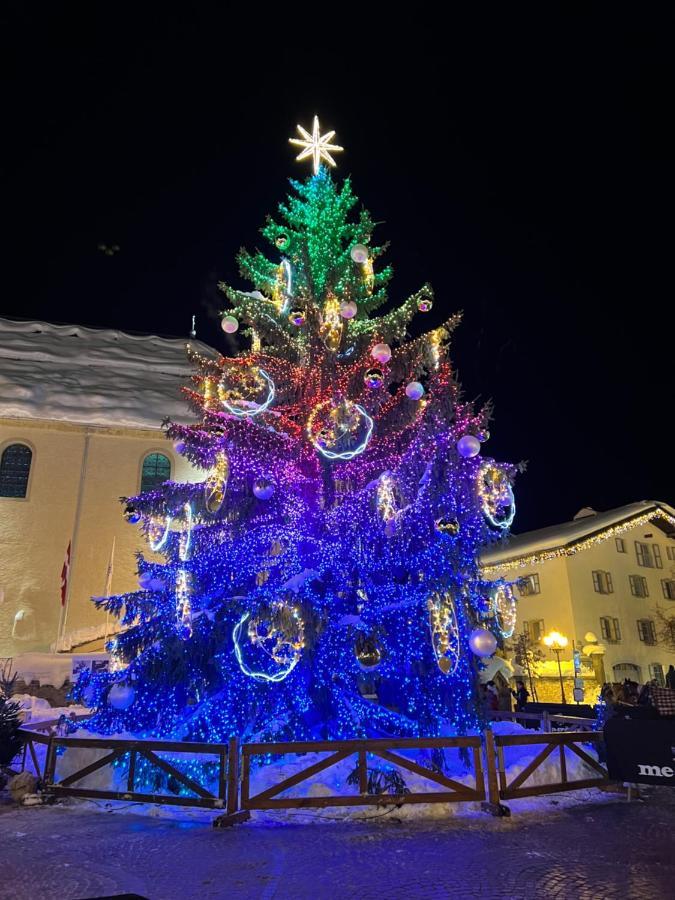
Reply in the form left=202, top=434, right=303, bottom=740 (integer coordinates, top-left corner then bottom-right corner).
left=481, top=501, right=675, bottom=701
left=0, top=318, right=214, bottom=658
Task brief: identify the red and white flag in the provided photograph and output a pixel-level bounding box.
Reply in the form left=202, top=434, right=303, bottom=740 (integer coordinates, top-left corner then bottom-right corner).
left=60, top=541, right=71, bottom=607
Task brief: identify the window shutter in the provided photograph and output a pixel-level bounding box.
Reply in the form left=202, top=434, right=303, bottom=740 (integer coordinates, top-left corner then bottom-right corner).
left=653, top=545, right=663, bottom=568
left=593, top=571, right=600, bottom=592
left=606, top=572, right=613, bottom=592
left=613, top=618, right=621, bottom=640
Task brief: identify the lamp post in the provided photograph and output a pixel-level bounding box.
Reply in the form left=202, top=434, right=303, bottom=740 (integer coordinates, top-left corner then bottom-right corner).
left=543, top=630, right=569, bottom=705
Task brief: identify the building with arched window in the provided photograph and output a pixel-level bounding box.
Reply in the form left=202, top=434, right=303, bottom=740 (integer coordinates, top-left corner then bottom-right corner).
left=0, top=317, right=215, bottom=658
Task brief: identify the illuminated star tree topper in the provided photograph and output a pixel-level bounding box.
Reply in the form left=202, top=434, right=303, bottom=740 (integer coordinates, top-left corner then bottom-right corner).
left=289, top=115, right=344, bottom=174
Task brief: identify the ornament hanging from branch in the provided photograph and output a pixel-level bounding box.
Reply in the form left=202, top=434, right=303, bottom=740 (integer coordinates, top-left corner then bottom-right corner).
left=233, top=603, right=305, bottom=682
left=218, top=367, right=275, bottom=419
left=204, top=452, right=229, bottom=514
left=491, top=583, right=517, bottom=638
left=478, top=462, right=515, bottom=530
left=307, top=399, right=374, bottom=461
left=428, top=591, right=460, bottom=674
left=354, top=631, right=383, bottom=669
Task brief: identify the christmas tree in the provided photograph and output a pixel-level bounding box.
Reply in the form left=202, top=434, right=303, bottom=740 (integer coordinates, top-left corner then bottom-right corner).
left=79, top=118, right=518, bottom=746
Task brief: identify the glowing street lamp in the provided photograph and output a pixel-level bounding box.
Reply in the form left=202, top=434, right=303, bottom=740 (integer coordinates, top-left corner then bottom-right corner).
left=543, top=630, right=569, bottom=704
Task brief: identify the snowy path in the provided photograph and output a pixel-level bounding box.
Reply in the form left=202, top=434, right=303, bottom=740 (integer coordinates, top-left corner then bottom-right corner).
left=1, top=789, right=673, bottom=899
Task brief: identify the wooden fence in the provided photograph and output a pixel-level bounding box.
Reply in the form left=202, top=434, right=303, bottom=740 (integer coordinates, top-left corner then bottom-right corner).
left=241, top=736, right=485, bottom=811
left=488, top=709, right=596, bottom=732
left=484, top=729, right=609, bottom=803
left=15, top=718, right=611, bottom=822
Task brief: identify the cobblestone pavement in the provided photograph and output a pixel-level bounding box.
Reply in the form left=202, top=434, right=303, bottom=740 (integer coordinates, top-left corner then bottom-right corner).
left=1, top=790, right=674, bottom=900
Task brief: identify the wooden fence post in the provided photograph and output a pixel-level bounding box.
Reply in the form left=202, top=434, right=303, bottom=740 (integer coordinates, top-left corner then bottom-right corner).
left=213, top=737, right=249, bottom=828
left=481, top=729, right=510, bottom=817
left=542, top=710, right=551, bottom=733
left=43, top=736, right=56, bottom=787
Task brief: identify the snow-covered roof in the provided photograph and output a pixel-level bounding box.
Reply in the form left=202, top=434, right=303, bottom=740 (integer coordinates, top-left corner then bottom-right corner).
left=0, top=317, right=218, bottom=430
left=480, top=500, right=675, bottom=571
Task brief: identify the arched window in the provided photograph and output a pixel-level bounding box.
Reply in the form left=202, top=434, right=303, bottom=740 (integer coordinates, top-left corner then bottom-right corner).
left=0, top=443, right=33, bottom=498
left=140, top=452, right=171, bottom=492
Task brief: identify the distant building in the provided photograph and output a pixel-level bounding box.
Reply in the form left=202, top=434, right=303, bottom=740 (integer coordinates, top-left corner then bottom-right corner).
left=0, top=317, right=215, bottom=657
left=481, top=501, right=675, bottom=701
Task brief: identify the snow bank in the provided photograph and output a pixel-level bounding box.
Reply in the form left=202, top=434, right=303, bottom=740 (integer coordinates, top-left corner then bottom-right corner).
left=0, top=317, right=217, bottom=429
left=14, top=694, right=89, bottom=724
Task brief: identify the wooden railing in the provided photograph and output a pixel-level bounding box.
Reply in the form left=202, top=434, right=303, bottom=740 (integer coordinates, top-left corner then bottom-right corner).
left=14, top=719, right=613, bottom=821
left=488, top=709, right=596, bottom=732
left=484, top=729, right=609, bottom=802
left=241, top=736, right=485, bottom=811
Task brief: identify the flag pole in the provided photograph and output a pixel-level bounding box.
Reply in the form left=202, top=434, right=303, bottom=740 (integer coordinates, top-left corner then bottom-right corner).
left=103, top=537, right=116, bottom=646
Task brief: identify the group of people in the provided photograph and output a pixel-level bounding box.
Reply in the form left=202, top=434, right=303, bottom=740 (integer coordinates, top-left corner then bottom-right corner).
left=600, top=665, right=675, bottom=719
left=480, top=679, right=530, bottom=713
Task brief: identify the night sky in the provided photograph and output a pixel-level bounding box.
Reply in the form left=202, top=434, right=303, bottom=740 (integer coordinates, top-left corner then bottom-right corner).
left=2, top=7, right=673, bottom=532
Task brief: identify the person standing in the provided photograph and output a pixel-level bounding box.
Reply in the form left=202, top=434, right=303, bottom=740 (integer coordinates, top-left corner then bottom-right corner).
left=511, top=679, right=530, bottom=712
left=666, top=665, right=675, bottom=690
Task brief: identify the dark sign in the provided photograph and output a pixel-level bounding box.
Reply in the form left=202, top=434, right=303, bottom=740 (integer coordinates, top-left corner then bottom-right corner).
left=604, top=717, right=675, bottom=785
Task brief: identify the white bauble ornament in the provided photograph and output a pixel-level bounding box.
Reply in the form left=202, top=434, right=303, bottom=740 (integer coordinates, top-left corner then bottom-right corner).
left=148, top=577, right=166, bottom=591
left=173, top=440, right=186, bottom=454
left=138, top=572, right=154, bottom=590
left=457, top=434, right=481, bottom=458
left=468, top=628, right=497, bottom=657
left=339, top=300, right=357, bottom=319
left=350, top=244, right=369, bottom=264
left=108, top=683, right=135, bottom=711
left=405, top=381, right=425, bottom=400
left=371, top=343, right=391, bottom=364
left=221, top=315, right=239, bottom=334
left=253, top=478, right=275, bottom=500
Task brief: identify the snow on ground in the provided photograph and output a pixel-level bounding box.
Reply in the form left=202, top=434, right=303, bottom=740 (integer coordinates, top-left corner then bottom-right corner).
left=14, top=694, right=89, bottom=725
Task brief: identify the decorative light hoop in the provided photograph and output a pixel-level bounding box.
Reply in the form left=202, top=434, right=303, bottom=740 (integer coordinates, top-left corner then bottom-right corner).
left=277, top=259, right=293, bottom=314
left=175, top=568, right=192, bottom=638
left=220, top=368, right=275, bottom=419
left=428, top=591, right=460, bottom=675
left=204, top=452, right=229, bottom=514
left=308, top=401, right=374, bottom=460
left=149, top=516, right=172, bottom=552
left=492, top=583, right=517, bottom=638
left=178, top=503, right=193, bottom=562
left=478, top=462, right=515, bottom=530
left=232, top=612, right=301, bottom=683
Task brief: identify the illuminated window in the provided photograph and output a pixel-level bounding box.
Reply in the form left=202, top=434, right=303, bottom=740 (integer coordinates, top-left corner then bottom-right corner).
left=0, top=444, right=32, bottom=498
left=523, top=619, right=545, bottom=641
left=518, top=574, right=540, bottom=596
left=615, top=538, right=626, bottom=553
left=637, top=619, right=656, bottom=645
left=600, top=616, right=621, bottom=643
left=629, top=575, right=649, bottom=598
left=649, top=663, right=665, bottom=686
left=140, top=453, right=171, bottom=492
left=592, top=570, right=613, bottom=594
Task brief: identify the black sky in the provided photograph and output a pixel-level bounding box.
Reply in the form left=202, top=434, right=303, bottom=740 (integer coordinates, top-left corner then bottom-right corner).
left=1, top=6, right=673, bottom=532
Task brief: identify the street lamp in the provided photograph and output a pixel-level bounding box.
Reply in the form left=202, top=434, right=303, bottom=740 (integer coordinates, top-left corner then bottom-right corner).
left=543, top=630, right=569, bottom=704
